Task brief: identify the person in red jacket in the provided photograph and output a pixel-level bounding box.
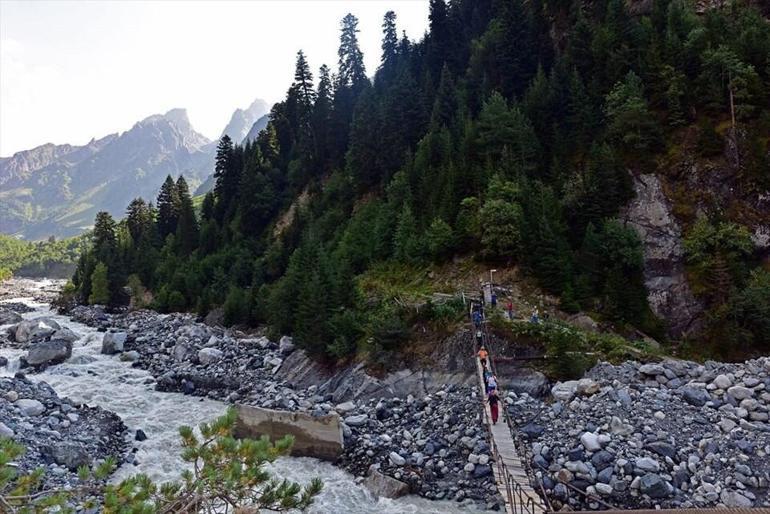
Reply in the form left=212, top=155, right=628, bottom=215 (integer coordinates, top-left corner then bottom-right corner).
left=487, top=388, right=500, bottom=424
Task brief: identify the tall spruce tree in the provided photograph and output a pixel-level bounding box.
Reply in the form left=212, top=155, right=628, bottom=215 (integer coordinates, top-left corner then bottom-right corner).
left=380, top=11, right=398, bottom=72
left=175, top=176, right=199, bottom=255
left=213, top=135, right=238, bottom=220
left=338, top=14, right=367, bottom=90
left=290, top=50, right=316, bottom=133
left=157, top=175, right=180, bottom=239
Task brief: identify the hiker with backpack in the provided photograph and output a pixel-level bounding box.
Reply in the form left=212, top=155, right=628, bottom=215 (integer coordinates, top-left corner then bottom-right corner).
left=486, top=388, right=500, bottom=424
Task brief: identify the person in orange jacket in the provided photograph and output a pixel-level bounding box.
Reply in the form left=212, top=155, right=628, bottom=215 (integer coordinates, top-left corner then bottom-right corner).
left=477, top=346, right=488, bottom=367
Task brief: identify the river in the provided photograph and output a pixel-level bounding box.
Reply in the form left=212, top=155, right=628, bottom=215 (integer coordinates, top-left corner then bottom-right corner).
left=0, top=279, right=478, bottom=513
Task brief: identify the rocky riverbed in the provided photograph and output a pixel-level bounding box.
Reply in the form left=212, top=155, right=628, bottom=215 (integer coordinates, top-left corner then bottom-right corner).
left=510, top=359, right=770, bottom=510
left=1, top=286, right=502, bottom=510
left=0, top=375, right=127, bottom=490
left=64, top=305, right=503, bottom=509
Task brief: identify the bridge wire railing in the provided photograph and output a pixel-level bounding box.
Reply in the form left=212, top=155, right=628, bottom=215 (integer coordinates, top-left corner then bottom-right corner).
left=472, top=299, right=550, bottom=514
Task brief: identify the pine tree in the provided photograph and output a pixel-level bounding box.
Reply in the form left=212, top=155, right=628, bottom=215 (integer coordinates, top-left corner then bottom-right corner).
left=427, top=0, right=450, bottom=81
left=498, top=0, right=537, bottom=98
left=213, top=135, right=239, bottom=219
left=338, top=14, right=367, bottom=90
left=430, top=64, right=457, bottom=129
left=604, top=71, right=660, bottom=154
left=346, top=87, right=382, bottom=191
left=477, top=93, right=540, bottom=176
left=157, top=175, right=180, bottom=239
left=393, top=203, right=420, bottom=262
left=289, top=50, right=316, bottom=135
left=88, top=262, right=110, bottom=305
left=312, top=64, right=333, bottom=167
left=175, top=176, right=199, bottom=255
left=126, top=198, right=152, bottom=244
left=380, top=11, right=398, bottom=72
left=425, top=218, right=454, bottom=260
left=93, top=212, right=117, bottom=263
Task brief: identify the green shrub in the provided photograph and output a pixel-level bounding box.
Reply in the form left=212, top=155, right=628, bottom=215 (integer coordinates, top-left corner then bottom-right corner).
left=223, top=287, right=249, bottom=326
left=167, top=290, right=186, bottom=312
left=88, top=262, right=110, bottom=305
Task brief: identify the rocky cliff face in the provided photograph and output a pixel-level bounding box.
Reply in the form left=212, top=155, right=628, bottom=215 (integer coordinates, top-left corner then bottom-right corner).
left=622, top=174, right=703, bottom=337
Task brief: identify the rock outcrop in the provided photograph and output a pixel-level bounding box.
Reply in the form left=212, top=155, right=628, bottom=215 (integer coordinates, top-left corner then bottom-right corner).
left=623, top=174, right=702, bottom=336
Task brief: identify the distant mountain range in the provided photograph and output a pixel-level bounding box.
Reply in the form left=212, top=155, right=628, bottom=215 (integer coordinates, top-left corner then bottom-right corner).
left=0, top=99, right=270, bottom=239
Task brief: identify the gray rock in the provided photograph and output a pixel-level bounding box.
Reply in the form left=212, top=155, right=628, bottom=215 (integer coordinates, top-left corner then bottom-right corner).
left=101, top=331, right=127, bottom=354
left=552, top=381, right=579, bottom=402
left=335, top=401, right=356, bottom=413
left=0, top=421, right=14, bottom=438
left=51, top=327, right=79, bottom=343
left=14, top=317, right=61, bottom=343
left=639, top=473, right=670, bottom=498
left=639, top=363, right=665, bottom=376
left=173, top=341, right=193, bottom=362
left=45, top=442, right=91, bottom=471
left=720, top=489, right=753, bottom=507
left=635, top=457, right=660, bottom=473
left=681, top=386, right=711, bottom=407
left=197, top=347, right=224, bottom=365
left=595, top=482, right=613, bottom=496
left=644, top=441, right=676, bottom=460
left=520, top=422, right=544, bottom=439
left=26, top=339, right=73, bottom=367
left=718, top=418, right=736, bottom=433
left=389, top=451, right=406, bottom=466
left=119, top=350, right=140, bottom=362
left=576, top=378, right=600, bottom=395
left=713, top=374, right=732, bottom=389
left=16, top=398, right=45, bottom=416
left=580, top=432, right=601, bottom=451
left=363, top=465, right=409, bottom=498
left=727, top=385, right=754, bottom=400
left=344, top=414, right=368, bottom=427
left=279, top=336, right=295, bottom=354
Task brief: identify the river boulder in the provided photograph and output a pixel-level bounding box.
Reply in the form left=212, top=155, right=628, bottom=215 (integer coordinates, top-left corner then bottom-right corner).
left=14, top=317, right=61, bottom=343
left=44, top=442, right=91, bottom=470
left=363, top=465, right=409, bottom=498
left=26, top=339, right=73, bottom=367
left=101, top=331, right=127, bottom=354
left=15, top=398, right=46, bottom=416
left=51, top=327, right=79, bottom=343
left=198, top=347, right=224, bottom=365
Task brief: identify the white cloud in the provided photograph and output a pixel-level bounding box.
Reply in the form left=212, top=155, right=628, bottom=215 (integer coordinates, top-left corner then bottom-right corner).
left=0, top=0, right=430, bottom=156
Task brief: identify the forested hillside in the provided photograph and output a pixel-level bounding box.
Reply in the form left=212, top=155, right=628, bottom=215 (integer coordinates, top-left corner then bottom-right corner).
left=0, top=234, right=86, bottom=279
left=72, top=0, right=770, bottom=361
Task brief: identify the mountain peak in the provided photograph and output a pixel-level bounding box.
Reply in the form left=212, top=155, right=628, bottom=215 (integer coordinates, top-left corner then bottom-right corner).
left=220, top=98, right=270, bottom=142
left=163, top=108, right=191, bottom=129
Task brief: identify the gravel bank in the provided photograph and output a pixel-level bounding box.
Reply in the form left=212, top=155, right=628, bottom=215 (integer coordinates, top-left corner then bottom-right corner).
left=510, top=359, right=770, bottom=510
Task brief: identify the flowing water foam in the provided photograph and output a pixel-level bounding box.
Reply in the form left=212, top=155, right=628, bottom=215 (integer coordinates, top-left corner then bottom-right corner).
left=1, top=280, right=477, bottom=513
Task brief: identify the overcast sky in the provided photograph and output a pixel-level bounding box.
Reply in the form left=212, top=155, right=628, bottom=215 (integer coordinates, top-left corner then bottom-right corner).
left=0, top=0, right=429, bottom=157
